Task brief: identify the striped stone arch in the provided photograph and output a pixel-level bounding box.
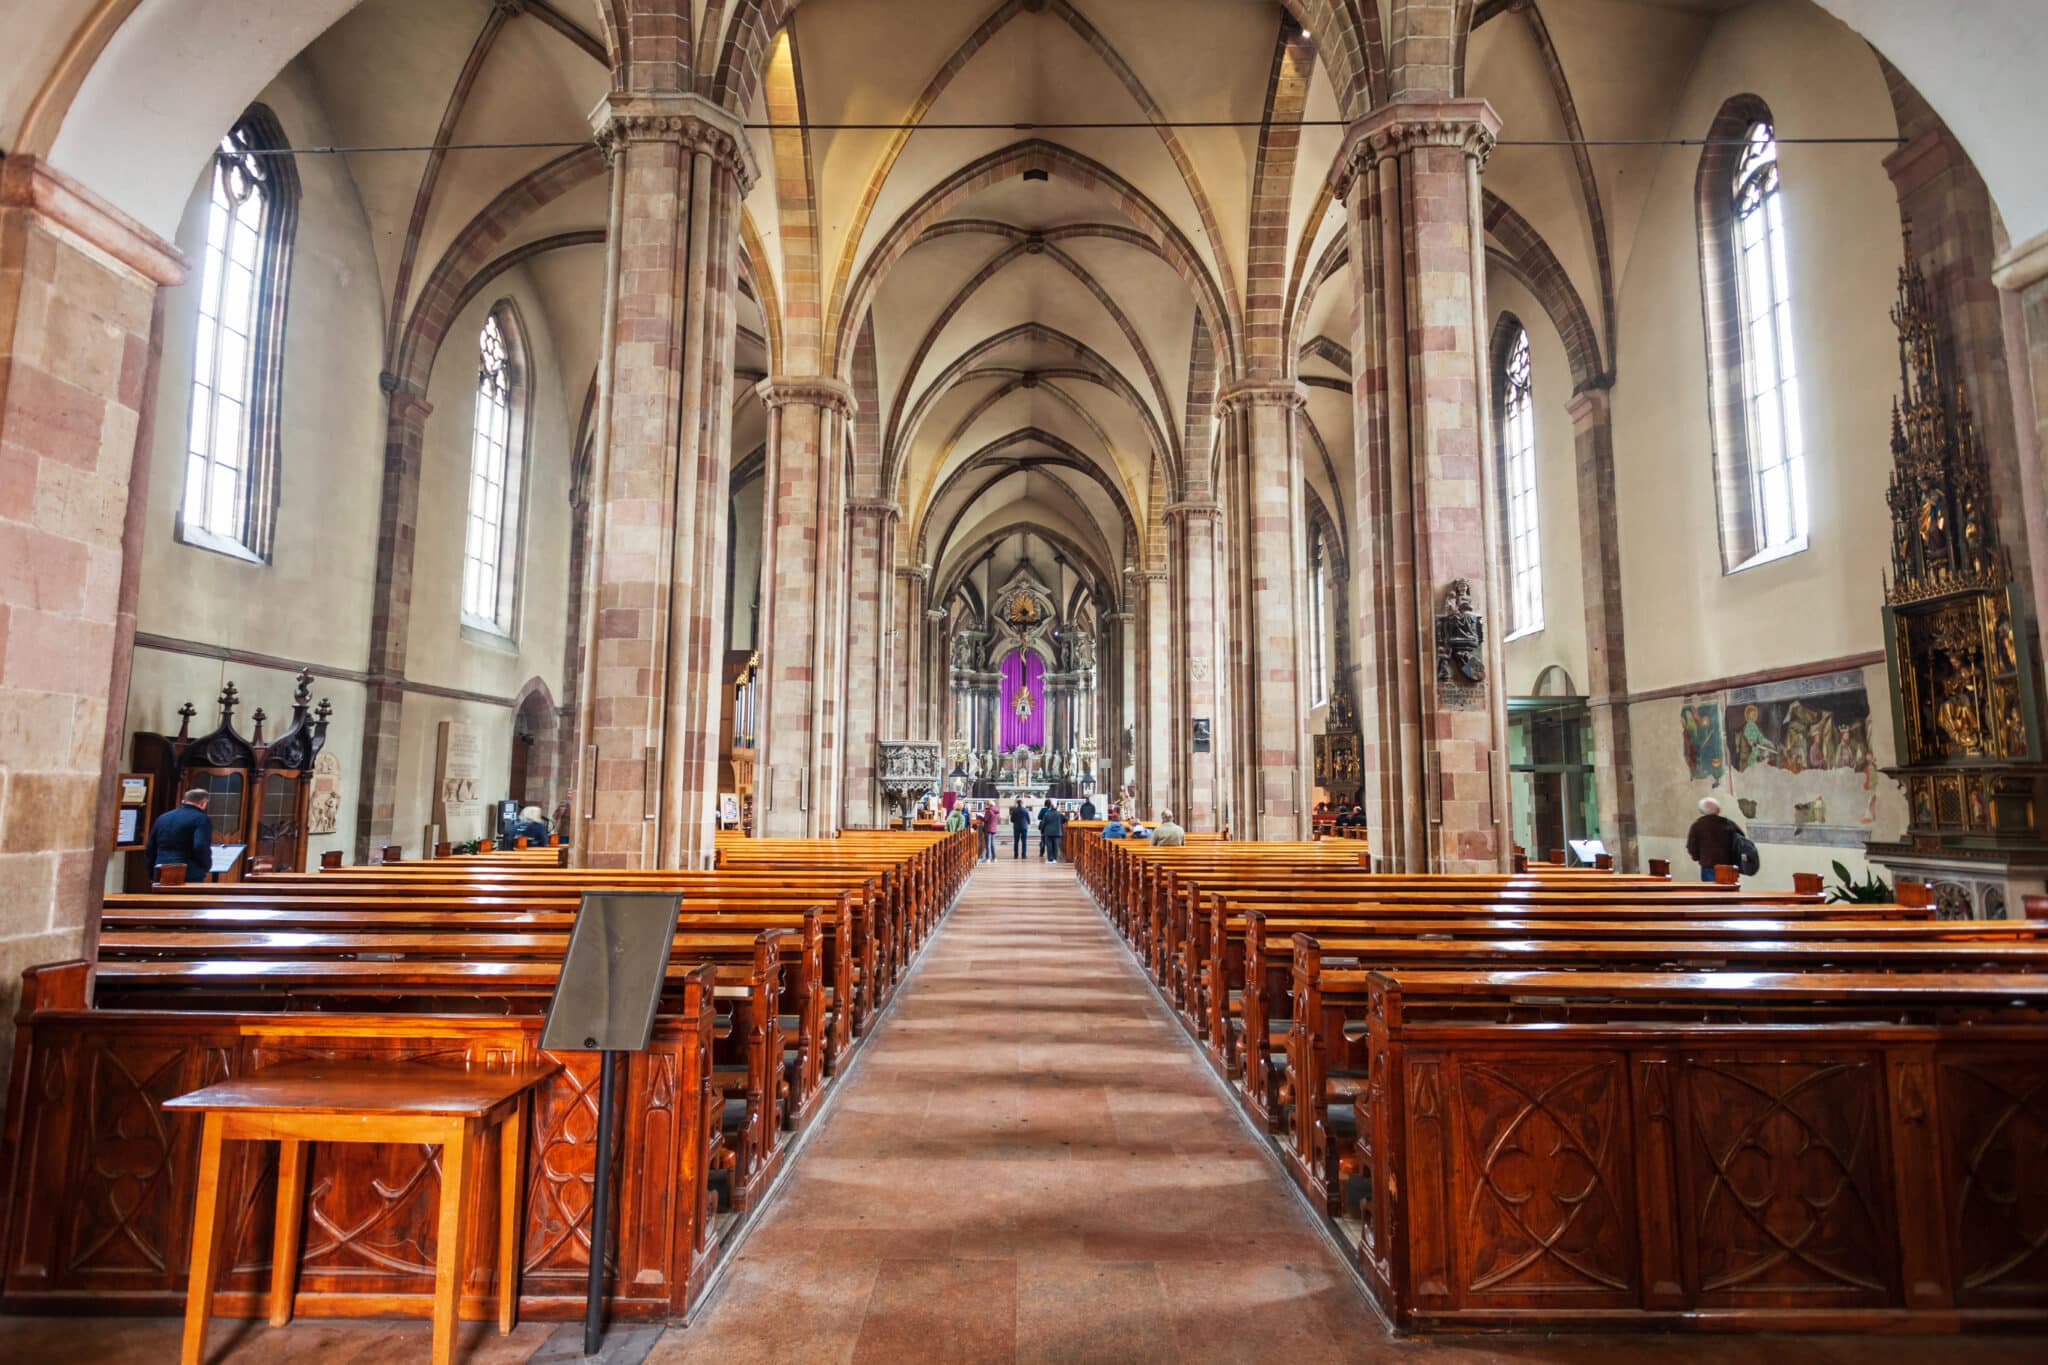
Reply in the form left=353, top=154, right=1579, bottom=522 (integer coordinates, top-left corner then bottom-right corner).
left=1481, top=190, right=1607, bottom=390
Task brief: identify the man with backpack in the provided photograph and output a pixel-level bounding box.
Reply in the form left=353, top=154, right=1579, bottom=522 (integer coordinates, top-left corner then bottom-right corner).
left=1685, top=796, right=1756, bottom=881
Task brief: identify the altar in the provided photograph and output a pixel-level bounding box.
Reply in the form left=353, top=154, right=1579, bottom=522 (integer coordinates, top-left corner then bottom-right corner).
left=995, top=782, right=1050, bottom=801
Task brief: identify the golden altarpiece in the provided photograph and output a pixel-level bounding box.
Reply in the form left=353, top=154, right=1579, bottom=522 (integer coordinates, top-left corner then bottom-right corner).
left=1868, top=235, right=2048, bottom=918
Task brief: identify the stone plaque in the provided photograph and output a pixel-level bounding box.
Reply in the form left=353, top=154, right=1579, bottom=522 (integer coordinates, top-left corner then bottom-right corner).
left=307, top=750, right=343, bottom=835
left=435, top=720, right=486, bottom=839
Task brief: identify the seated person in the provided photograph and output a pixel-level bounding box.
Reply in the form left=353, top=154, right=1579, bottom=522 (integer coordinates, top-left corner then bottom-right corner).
left=1101, top=814, right=1128, bottom=840
left=505, top=805, right=552, bottom=846
left=1149, top=810, right=1186, bottom=847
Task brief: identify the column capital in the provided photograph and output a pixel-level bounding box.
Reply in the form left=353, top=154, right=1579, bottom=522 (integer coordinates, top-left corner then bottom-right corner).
left=1217, top=379, right=1309, bottom=415
left=895, top=563, right=931, bottom=583
left=756, top=374, right=858, bottom=416
left=1993, top=227, right=2048, bottom=294
left=846, top=497, right=900, bottom=522
left=1335, top=97, right=1502, bottom=198
left=0, top=155, right=186, bottom=286
left=1563, top=378, right=1612, bottom=432
left=590, top=91, right=760, bottom=192
left=1126, top=569, right=1171, bottom=584
left=1163, top=500, right=1222, bottom=522
left=925, top=608, right=949, bottom=621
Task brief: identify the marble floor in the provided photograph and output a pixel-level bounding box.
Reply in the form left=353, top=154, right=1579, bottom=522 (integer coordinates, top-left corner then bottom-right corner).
left=5, top=852, right=2044, bottom=1362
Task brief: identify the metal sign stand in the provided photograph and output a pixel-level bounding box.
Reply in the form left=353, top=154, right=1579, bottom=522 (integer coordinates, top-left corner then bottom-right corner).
left=538, top=892, right=682, bottom=1357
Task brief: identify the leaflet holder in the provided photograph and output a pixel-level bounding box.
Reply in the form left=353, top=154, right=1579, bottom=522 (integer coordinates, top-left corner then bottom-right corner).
left=540, top=892, right=682, bottom=1355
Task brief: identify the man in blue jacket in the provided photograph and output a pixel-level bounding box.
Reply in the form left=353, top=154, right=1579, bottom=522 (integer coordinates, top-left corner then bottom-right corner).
left=144, top=787, right=214, bottom=883
left=1037, top=801, right=1066, bottom=862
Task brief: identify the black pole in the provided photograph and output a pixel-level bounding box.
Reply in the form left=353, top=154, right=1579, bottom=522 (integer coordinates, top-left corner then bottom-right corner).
left=584, top=1049, right=618, bottom=1355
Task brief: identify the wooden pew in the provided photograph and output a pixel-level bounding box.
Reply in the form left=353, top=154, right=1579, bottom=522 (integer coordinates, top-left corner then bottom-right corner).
left=1277, top=928, right=2048, bottom=1214
left=91, top=933, right=795, bottom=1214
left=106, top=893, right=857, bottom=1080
left=1343, top=967, right=2048, bottom=1332
left=0, top=961, right=729, bottom=1321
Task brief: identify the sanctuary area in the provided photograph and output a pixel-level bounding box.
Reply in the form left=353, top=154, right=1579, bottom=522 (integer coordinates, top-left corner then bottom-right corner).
left=2, top=0, right=2048, bottom=1360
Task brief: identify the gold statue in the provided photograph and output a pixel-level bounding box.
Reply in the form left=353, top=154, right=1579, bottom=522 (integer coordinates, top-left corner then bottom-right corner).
left=1014, top=686, right=1034, bottom=722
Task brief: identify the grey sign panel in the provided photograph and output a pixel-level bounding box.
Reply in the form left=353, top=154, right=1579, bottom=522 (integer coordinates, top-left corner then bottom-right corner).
left=540, top=892, right=682, bottom=1053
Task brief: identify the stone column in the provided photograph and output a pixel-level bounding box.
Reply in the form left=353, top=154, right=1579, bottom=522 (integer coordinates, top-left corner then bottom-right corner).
left=574, top=94, right=756, bottom=870
left=1995, top=232, right=2048, bottom=676
left=1166, top=501, right=1225, bottom=830
left=840, top=499, right=897, bottom=828
left=1564, top=384, right=1639, bottom=868
left=753, top=376, right=856, bottom=836
left=1342, top=98, right=1510, bottom=872
left=1219, top=380, right=1313, bottom=839
left=890, top=564, right=926, bottom=738
left=1104, top=608, right=1136, bottom=788
left=923, top=607, right=947, bottom=742
left=0, top=157, right=183, bottom=1061
left=354, top=380, right=431, bottom=858
left=1130, top=570, right=1172, bottom=816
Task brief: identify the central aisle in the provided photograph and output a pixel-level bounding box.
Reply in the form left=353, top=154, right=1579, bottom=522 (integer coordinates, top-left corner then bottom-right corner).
left=659, top=852, right=1386, bottom=1363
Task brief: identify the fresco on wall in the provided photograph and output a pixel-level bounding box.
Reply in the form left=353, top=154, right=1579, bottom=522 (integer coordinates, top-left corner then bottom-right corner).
left=1721, top=670, right=1882, bottom=847
left=1680, top=702, right=1725, bottom=783
left=1727, top=673, right=1875, bottom=776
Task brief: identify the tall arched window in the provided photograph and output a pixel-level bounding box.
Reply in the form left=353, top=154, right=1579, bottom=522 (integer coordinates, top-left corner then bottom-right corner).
left=1731, top=123, right=1804, bottom=555
left=181, top=105, right=297, bottom=560
left=1495, top=321, right=1542, bottom=636
left=462, top=306, right=527, bottom=635
left=1698, top=97, right=1805, bottom=568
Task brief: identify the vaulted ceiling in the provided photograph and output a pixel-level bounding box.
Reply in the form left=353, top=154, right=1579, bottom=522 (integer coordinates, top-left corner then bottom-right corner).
left=258, top=0, right=1893, bottom=615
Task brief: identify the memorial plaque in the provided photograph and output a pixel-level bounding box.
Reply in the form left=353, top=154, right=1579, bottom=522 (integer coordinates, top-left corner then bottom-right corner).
left=433, top=720, right=485, bottom=840
left=540, top=893, right=683, bottom=1053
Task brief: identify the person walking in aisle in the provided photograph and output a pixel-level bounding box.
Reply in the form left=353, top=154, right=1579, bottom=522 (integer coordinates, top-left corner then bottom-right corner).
left=1037, top=800, right=1066, bottom=862
left=979, top=802, right=999, bottom=862
left=1009, top=799, right=1030, bottom=859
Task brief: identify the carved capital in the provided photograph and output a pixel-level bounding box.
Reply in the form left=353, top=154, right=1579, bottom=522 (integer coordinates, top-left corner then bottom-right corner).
left=1163, top=500, right=1223, bottom=523
left=1993, top=226, right=2048, bottom=295
left=1335, top=98, right=1502, bottom=200
left=590, top=92, right=759, bottom=193
left=926, top=608, right=949, bottom=621
left=846, top=498, right=900, bottom=524
left=895, top=564, right=931, bottom=583
left=1126, top=568, right=1170, bottom=585
left=756, top=374, right=858, bottom=417
left=1217, top=379, right=1309, bottom=415
left=0, top=155, right=187, bottom=286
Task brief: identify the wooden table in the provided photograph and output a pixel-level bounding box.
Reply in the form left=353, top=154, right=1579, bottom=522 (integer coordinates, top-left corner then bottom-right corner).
left=164, top=1058, right=559, bottom=1365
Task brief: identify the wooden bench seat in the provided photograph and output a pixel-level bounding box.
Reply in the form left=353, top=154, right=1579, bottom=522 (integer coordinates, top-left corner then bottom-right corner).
left=1342, top=967, right=2048, bottom=1332
left=1271, top=929, right=2048, bottom=1210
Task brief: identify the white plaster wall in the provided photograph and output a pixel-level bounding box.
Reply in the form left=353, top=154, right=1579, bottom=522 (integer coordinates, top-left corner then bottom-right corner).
left=1609, top=1, right=1913, bottom=887
left=134, top=61, right=384, bottom=671
left=1490, top=269, right=1591, bottom=698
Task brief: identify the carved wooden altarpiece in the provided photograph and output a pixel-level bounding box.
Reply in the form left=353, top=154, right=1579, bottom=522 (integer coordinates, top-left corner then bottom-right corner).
left=1869, top=231, right=2048, bottom=916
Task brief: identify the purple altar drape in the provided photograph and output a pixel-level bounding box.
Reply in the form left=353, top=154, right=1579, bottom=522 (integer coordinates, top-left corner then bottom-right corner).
left=999, top=650, right=1046, bottom=749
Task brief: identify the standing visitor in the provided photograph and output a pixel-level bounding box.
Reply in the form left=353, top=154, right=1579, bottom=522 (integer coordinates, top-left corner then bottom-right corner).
left=1038, top=800, right=1066, bottom=862
left=980, top=803, right=999, bottom=862
left=1009, top=799, right=1030, bottom=859
left=1685, top=796, right=1742, bottom=882
left=1149, top=810, right=1185, bottom=847
left=1078, top=795, right=1098, bottom=820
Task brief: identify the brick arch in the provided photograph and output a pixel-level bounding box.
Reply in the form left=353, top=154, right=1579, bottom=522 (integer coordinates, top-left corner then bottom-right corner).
left=835, top=139, right=1238, bottom=383
left=390, top=147, right=608, bottom=397
left=1482, top=189, right=1605, bottom=390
